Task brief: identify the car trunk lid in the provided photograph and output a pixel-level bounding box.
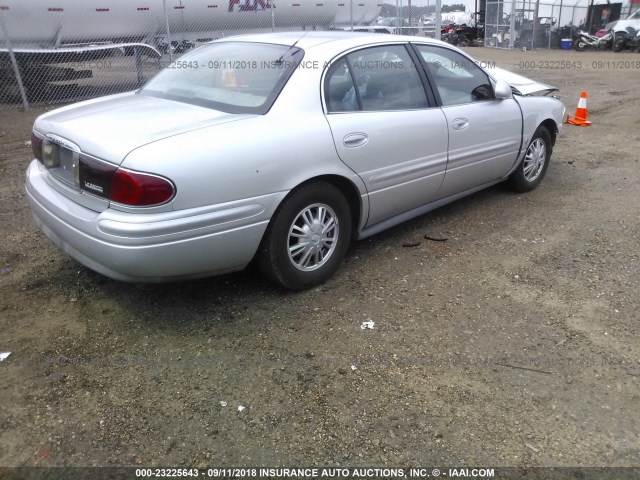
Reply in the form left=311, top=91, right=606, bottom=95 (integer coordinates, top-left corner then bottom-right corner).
left=33, top=92, right=255, bottom=212
left=34, top=92, right=255, bottom=165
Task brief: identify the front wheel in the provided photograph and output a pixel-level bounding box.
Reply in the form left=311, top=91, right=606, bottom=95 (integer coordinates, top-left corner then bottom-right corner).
left=507, top=126, right=552, bottom=193
left=257, top=182, right=352, bottom=290
left=612, top=36, right=626, bottom=52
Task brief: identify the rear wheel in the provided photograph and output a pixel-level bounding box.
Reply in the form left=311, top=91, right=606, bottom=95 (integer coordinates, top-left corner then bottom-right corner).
left=257, top=182, right=352, bottom=290
left=507, top=126, right=552, bottom=193
left=574, top=39, right=588, bottom=51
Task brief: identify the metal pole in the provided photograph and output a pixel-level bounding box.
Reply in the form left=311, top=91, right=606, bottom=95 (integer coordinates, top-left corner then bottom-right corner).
left=548, top=4, right=553, bottom=48
left=532, top=0, right=539, bottom=48
left=0, top=11, right=28, bottom=110
left=163, top=0, right=173, bottom=62
left=271, top=0, right=276, bottom=31
left=475, top=0, right=479, bottom=45
left=571, top=5, right=574, bottom=27
left=435, top=0, right=441, bottom=40
left=408, top=0, right=412, bottom=35
left=509, top=0, right=516, bottom=49
left=134, top=47, right=144, bottom=85
left=557, top=0, right=562, bottom=30
left=587, top=0, right=594, bottom=32
left=350, top=0, right=353, bottom=31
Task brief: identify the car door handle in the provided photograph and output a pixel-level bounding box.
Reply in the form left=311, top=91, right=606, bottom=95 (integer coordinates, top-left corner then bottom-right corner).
left=343, top=133, right=368, bottom=148
left=451, top=118, right=469, bottom=131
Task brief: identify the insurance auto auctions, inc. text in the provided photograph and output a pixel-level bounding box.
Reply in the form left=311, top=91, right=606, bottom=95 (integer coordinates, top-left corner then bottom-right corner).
left=206, top=467, right=495, bottom=478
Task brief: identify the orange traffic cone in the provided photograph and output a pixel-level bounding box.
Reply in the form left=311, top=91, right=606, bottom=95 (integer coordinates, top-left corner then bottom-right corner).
left=566, top=91, right=592, bottom=127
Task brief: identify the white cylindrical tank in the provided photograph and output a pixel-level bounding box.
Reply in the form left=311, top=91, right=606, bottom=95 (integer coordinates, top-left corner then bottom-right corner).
left=0, top=0, right=382, bottom=48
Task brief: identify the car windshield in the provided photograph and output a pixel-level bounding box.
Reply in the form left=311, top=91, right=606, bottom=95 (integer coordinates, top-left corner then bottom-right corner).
left=139, top=42, right=303, bottom=114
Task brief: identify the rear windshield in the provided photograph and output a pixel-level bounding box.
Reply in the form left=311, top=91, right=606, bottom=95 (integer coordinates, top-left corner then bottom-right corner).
left=139, top=42, right=304, bottom=114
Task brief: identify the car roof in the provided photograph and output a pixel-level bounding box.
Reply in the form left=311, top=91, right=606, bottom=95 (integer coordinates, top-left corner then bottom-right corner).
left=215, top=30, right=444, bottom=50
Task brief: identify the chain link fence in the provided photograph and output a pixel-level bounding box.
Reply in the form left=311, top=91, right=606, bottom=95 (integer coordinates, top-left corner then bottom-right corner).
left=484, top=0, right=637, bottom=50
left=485, top=0, right=589, bottom=49
left=0, top=0, right=399, bottom=109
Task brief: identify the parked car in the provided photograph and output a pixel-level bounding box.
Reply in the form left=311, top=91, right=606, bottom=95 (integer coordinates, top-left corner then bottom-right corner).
left=607, top=8, right=640, bottom=36
left=609, top=8, right=640, bottom=51
left=26, top=32, right=565, bottom=290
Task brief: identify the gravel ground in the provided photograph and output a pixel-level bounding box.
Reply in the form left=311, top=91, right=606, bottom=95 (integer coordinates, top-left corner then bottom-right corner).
left=0, top=47, right=639, bottom=475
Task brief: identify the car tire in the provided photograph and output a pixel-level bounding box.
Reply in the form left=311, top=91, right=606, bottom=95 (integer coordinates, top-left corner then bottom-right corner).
left=507, top=126, right=552, bottom=193
left=257, top=181, right=352, bottom=290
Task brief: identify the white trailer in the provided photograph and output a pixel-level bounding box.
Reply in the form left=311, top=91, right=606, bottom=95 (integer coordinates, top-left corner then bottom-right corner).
left=1, top=0, right=382, bottom=49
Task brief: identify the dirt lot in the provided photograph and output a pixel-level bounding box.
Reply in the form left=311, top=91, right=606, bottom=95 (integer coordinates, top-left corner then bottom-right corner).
left=0, top=47, right=639, bottom=476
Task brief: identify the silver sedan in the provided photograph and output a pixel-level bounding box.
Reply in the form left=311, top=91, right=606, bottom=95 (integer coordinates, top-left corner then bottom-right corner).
left=26, top=32, right=565, bottom=289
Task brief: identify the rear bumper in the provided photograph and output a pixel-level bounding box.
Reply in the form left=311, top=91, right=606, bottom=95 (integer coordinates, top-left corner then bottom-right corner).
left=25, top=160, right=283, bottom=282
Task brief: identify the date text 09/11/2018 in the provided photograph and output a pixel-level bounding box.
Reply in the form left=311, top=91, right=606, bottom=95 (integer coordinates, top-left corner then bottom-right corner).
left=519, top=60, right=640, bottom=70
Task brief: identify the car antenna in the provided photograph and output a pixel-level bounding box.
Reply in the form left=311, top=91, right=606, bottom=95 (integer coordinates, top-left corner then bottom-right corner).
left=275, top=31, right=308, bottom=65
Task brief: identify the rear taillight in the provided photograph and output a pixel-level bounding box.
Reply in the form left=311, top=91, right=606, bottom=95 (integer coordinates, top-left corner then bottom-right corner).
left=109, top=168, right=175, bottom=206
left=31, top=132, right=43, bottom=162
left=79, top=155, right=175, bottom=207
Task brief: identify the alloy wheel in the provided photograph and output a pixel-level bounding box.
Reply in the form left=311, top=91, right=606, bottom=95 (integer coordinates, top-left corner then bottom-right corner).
left=287, top=203, right=339, bottom=271
left=523, top=138, right=546, bottom=182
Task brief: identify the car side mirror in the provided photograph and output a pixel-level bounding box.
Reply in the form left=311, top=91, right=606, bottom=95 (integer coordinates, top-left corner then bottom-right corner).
left=494, top=79, right=513, bottom=99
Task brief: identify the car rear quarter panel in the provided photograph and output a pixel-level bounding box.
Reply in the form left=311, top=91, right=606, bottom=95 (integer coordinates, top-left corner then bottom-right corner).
left=121, top=106, right=367, bottom=214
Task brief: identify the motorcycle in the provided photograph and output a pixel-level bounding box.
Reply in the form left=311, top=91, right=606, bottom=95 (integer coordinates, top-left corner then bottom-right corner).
left=574, top=29, right=612, bottom=50
left=612, top=26, right=640, bottom=52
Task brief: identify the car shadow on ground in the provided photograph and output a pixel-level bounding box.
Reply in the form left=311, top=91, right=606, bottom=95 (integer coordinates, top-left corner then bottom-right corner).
left=71, top=183, right=514, bottom=333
